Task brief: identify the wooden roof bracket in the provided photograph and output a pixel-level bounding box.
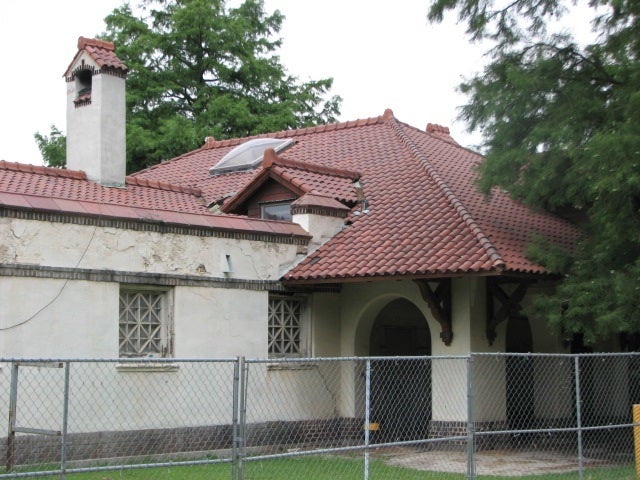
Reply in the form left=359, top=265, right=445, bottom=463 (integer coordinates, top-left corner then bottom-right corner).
left=486, top=277, right=531, bottom=345
left=415, top=279, right=452, bottom=345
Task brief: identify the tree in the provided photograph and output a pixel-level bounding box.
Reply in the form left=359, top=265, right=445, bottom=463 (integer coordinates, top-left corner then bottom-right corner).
left=428, top=0, right=640, bottom=342
left=35, top=125, right=66, bottom=168
left=37, top=0, right=341, bottom=172
left=102, top=0, right=341, bottom=172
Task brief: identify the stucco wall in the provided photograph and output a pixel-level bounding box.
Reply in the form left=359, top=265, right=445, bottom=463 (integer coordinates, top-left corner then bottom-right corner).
left=1, top=215, right=300, bottom=347
left=0, top=218, right=297, bottom=280
left=174, top=287, right=267, bottom=358
left=292, top=213, right=345, bottom=254
left=310, top=292, right=342, bottom=357
left=1, top=278, right=117, bottom=358
left=0, top=216, right=322, bottom=431
left=0, top=217, right=301, bottom=356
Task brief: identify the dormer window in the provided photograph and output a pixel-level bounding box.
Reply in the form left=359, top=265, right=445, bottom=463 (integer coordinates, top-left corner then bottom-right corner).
left=261, top=201, right=292, bottom=222
left=74, top=69, right=93, bottom=107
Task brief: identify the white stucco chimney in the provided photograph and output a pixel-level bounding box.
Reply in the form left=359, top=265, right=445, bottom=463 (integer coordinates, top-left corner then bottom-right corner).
left=64, top=37, right=128, bottom=187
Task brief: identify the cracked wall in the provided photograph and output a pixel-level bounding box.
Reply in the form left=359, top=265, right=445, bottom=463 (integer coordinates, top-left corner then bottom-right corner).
left=0, top=218, right=299, bottom=280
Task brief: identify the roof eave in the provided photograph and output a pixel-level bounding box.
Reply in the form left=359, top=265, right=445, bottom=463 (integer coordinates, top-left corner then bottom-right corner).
left=281, top=267, right=560, bottom=285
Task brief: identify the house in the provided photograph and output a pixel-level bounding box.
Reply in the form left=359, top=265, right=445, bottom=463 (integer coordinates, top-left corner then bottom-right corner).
left=1, top=37, right=609, bottom=444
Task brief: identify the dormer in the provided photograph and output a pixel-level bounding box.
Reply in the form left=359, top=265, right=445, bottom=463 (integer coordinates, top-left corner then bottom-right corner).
left=64, top=37, right=128, bottom=187
left=220, top=148, right=361, bottom=251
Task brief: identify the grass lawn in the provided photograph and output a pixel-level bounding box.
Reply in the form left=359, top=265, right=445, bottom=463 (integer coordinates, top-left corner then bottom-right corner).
left=50, top=455, right=635, bottom=480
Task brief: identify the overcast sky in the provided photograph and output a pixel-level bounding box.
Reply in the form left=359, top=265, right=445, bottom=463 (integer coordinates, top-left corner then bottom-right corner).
left=0, top=0, right=488, bottom=165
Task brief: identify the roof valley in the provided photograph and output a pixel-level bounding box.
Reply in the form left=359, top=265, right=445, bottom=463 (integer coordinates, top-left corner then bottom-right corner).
left=385, top=116, right=506, bottom=272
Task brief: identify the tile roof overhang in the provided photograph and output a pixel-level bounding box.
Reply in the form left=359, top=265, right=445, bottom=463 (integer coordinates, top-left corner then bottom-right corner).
left=132, top=109, right=581, bottom=284
left=0, top=161, right=310, bottom=242
left=292, top=193, right=351, bottom=211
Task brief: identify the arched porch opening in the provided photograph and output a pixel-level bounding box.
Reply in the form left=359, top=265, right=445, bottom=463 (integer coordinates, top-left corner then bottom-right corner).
left=367, top=298, right=432, bottom=441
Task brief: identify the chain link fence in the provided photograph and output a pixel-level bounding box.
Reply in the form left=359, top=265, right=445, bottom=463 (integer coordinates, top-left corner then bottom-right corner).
left=0, top=353, right=638, bottom=479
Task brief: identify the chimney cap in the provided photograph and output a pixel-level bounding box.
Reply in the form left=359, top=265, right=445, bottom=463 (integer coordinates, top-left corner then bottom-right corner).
left=78, top=36, right=115, bottom=51
left=64, top=36, right=127, bottom=78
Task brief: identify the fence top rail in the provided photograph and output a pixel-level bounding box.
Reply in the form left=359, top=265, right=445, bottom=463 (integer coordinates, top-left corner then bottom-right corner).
left=0, top=357, right=238, bottom=364
left=247, top=355, right=471, bottom=364
left=1, top=351, right=637, bottom=364
left=471, top=351, right=640, bottom=358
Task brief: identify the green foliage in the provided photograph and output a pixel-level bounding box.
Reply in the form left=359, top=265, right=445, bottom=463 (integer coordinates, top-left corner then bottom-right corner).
left=34, top=125, right=66, bottom=168
left=429, top=0, right=640, bottom=341
left=101, top=0, right=341, bottom=172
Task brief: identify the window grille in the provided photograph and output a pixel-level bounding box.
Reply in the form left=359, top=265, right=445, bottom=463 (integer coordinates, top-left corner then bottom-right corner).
left=119, top=289, right=172, bottom=357
left=268, top=295, right=307, bottom=357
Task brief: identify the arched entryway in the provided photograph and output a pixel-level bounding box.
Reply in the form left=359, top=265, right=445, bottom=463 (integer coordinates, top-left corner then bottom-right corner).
left=505, top=315, right=534, bottom=437
left=369, top=298, right=432, bottom=441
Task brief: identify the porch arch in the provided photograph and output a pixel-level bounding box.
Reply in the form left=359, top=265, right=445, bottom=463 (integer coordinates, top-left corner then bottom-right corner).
left=357, top=297, right=432, bottom=441
left=352, top=293, right=435, bottom=357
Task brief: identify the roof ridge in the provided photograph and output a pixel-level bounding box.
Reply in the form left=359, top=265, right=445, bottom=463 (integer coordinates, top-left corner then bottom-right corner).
left=0, top=161, right=87, bottom=180
left=273, top=113, right=385, bottom=139
left=125, top=176, right=202, bottom=197
left=264, top=151, right=361, bottom=179
left=190, top=113, right=388, bottom=152
left=386, top=118, right=506, bottom=272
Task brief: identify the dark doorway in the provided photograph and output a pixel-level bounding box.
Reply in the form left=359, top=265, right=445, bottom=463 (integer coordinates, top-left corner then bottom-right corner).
left=505, top=315, right=534, bottom=437
left=570, top=334, right=597, bottom=426
left=369, top=299, right=431, bottom=442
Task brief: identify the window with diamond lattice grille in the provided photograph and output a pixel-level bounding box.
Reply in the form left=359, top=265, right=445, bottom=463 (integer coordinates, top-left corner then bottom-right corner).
left=119, top=289, right=172, bottom=358
left=268, top=296, right=307, bottom=357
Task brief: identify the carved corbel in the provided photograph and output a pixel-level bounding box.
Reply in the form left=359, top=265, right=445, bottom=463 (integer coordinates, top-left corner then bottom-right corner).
left=415, top=279, right=452, bottom=345
left=486, top=278, right=530, bottom=345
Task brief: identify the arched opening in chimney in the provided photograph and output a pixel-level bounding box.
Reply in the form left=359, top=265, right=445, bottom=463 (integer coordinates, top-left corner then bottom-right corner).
left=74, top=69, right=93, bottom=107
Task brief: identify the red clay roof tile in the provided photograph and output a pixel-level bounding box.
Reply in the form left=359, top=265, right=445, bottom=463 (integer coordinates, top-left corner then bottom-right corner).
left=0, top=161, right=308, bottom=240
left=2, top=109, right=579, bottom=281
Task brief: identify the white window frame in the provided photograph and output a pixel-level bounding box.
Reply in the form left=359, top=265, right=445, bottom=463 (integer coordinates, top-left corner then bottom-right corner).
left=268, top=294, right=310, bottom=358
left=118, top=286, right=174, bottom=359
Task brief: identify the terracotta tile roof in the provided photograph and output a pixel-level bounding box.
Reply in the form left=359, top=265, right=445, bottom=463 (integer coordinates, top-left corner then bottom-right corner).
left=132, top=115, right=383, bottom=205
left=63, top=37, right=128, bottom=77
left=0, top=161, right=309, bottom=239
left=136, top=109, right=579, bottom=282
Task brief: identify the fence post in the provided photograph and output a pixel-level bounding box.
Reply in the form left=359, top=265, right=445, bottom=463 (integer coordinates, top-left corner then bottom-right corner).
left=7, top=362, right=18, bottom=471
left=574, top=355, right=584, bottom=480
left=633, top=404, right=640, bottom=479
left=364, top=359, right=371, bottom=480
left=466, top=354, right=476, bottom=480
left=60, top=361, right=71, bottom=478
left=232, top=358, right=240, bottom=480
left=238, top=357, right=248, bottom=480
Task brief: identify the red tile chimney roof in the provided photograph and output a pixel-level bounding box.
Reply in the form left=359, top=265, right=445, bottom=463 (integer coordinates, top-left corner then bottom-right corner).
left=63, top=36, right=128, bottom=78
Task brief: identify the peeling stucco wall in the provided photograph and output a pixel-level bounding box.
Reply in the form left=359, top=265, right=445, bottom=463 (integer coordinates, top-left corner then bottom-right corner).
left=0, top=218, right=298, bottom=280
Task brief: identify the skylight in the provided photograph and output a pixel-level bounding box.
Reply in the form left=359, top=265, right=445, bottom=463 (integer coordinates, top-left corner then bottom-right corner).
left=209, top=138, right=294, bottom=176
